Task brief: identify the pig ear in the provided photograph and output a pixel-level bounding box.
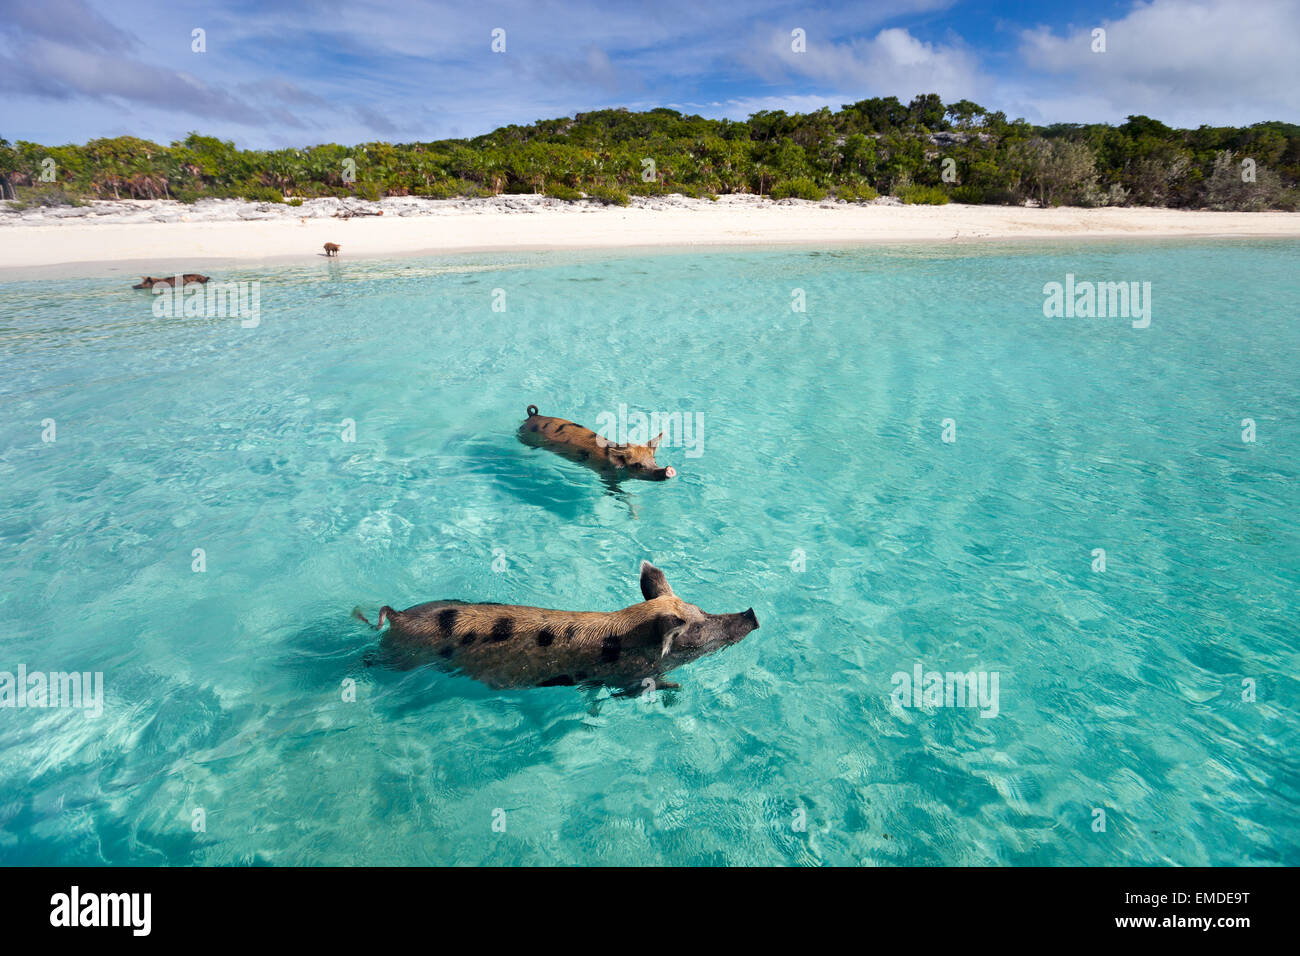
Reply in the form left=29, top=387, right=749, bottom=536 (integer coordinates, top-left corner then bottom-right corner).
left=657, top=614, right=686, bottom=658
left=640, top=561, right=675, bottom=600
left=647, top=432, right=663, bottom=450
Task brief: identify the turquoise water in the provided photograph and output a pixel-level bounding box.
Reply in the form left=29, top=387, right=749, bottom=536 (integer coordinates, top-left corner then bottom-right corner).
left=1, top=240, right=1297, bottom=866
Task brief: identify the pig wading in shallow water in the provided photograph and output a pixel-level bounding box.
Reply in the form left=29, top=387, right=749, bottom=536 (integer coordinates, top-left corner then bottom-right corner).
left=133, top=274, right=209, bottom=289
left=518, top=405, right=676, bottom=482
left=354, top=562, right=758, bottom=693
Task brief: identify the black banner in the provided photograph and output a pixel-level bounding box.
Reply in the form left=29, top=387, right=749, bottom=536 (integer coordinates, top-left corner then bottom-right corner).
left=0, top=866, right=1280, bottom=942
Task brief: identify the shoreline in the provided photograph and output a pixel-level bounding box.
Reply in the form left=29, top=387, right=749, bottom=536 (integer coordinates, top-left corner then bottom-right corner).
left=2, top=194, right=1298, bottom=278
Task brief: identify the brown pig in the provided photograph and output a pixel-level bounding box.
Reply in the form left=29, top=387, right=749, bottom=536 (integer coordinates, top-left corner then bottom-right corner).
left=133, top=274, right=210, bottom=289
left=518, top=405, right=676, bottom=481
left=354, top=562, right=758, bottom=693
left=323, top=242, right=340, bottom=256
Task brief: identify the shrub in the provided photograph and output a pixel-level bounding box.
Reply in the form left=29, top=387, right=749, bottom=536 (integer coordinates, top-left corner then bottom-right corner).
left=415, top=179, right=490, bottom=199
left=949, top=185, right=986, bottom=204
left=12, top=187, right=86, bottom=208
left=671, top=183, right=718, bottom=200
left=1202, top=150, right=1297, bottom=211
left=545, top=184, right=583, bottom=201
left=1079, top=182, right=1130, bottom=208
left=834, top=183, right=879, bottom=202
left=585, top=184, right=630, bottom=206
left=239, top=185, right=284, bottom=203
left=1008, top=138, right=1097, bottom=207
left=770, top=177, right=826, bottom=200
left=982, top=186, right=1020, bottom=205
left=897, top=184, right=950, bottom=205
left=286, top=197, right=304, bottom=207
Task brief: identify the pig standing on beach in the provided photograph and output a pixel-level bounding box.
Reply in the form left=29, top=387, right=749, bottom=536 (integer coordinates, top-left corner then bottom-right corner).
left=355, top=562, right=758, bottom=693
left=518, top=405, right=676, bottom=481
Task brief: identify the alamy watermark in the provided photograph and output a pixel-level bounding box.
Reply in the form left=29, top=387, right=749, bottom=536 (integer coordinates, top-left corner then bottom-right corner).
left=1, top=665, right=104, bottom=717
left=594, top=404, right=704, bottom=457
left=151, top=279, right=261, bottom=328
left=890, top=662, right=1000, bottom=718
left=1043, top=274, right=1151, bottom=328
left=50, top=886, right=150, bottom=935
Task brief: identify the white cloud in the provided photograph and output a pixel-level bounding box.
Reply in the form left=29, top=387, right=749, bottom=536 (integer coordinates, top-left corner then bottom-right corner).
left=740, top=25, right=989, bottom=104
left=1015, top=0, right=1300, bottom=125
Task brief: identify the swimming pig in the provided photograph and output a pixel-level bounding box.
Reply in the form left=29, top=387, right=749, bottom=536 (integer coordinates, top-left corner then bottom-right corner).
left=355, top=561, right=758, bottom=693
left=133, top=274, right=210, bottom=289
left=518, top=405, right=676, bottom=481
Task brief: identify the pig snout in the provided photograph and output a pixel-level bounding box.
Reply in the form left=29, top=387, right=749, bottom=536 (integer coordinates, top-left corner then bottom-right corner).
left=654, top=466, right=677, bottom=480
left=721, top=608, right=759, bottom=643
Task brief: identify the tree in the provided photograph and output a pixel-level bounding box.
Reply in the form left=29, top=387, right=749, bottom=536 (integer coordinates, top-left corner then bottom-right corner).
left=842, top=133, right=877, bottom=179
left=1202, top=150, right=1296, bottom=210
left=945, top=100, right=987, bottom=129
left=908, top=94, right=947, bottom=131
left=843, top=96, right=907, bottom=133
left=1011, top=138, right=1098, bottom=206
left=0, top=138, right=18, bottom=200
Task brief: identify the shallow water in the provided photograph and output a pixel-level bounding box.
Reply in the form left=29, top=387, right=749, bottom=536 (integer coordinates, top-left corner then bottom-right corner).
left=0, top=240, right=1296, bottom=865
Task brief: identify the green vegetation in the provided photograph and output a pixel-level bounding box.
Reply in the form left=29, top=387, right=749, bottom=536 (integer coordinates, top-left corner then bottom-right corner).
left=2, top=97, right=1297, bottom=210
left=770, top=177, right=826, bottom=201
left=543, top=183, right=584, bottom=201
left=584, top=184, right=631, bottom=206
left=897, top=184, right=950, bottom=205
left=834, top=183, right=879, bottom=203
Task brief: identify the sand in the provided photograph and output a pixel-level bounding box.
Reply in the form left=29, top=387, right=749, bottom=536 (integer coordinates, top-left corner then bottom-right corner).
left=1, top=193, right=1297, bottom=277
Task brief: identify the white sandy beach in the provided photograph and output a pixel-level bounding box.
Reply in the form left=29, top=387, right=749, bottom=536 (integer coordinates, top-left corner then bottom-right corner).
left=1, top=193, right=1297, bottom=276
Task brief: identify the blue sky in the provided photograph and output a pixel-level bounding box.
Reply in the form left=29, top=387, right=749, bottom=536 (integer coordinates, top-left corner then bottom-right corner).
left=1, top=0, right=1296, bottom=148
